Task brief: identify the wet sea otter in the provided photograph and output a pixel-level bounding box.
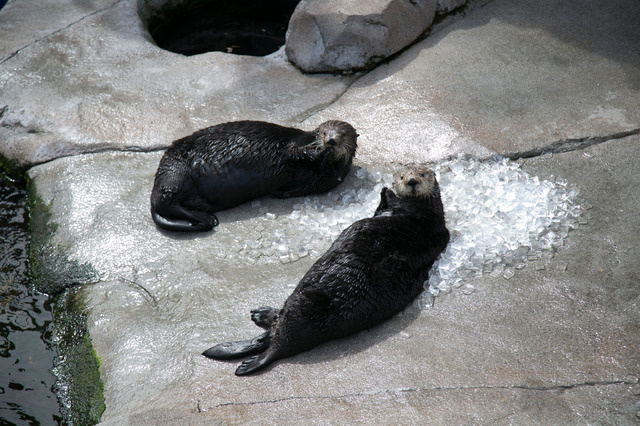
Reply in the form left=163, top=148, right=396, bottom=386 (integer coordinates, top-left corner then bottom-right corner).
left=203, top=164, right=450, bottom=375
left=150, top=120, right=358, bottom=232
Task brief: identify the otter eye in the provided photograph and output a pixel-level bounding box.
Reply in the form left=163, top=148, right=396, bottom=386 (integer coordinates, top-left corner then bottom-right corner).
left=420, top=173, right=425, bottom=177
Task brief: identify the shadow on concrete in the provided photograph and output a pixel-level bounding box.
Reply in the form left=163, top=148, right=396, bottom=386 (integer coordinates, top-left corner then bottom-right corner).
left=358, top=0, right=640, bottom=90
left=215, top=303, right=424, bottom=376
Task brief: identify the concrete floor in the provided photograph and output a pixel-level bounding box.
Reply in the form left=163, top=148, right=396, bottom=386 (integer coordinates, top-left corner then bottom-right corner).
left=1, top=0, right=639, bottom=423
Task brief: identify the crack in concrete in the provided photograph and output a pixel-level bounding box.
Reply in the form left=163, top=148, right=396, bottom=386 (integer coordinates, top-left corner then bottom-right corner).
left=78, top=144, right=168, bottom=156
left=24, top=126, right=640, bottom=170
left=202, top=377, right=636, bottom=410
left=292, top=5, right=490, bottom=124
left=21, top=144, right=168, bottom=169
left=0, top=0, right=124, bottom=64
left=503, top=128, right=640, bottom=160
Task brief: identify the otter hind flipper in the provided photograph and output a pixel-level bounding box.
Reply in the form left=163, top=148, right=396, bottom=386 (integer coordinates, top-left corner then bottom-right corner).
left=234, top=350, right=278, bottom=376
left=151, top=205, right=218, bottom=232
left=251, top=306, right=279, bottom=329
left=202, top=331, right=270, bottom=360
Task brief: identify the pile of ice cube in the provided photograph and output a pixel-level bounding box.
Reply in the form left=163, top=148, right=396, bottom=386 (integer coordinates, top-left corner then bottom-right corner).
left=242, top=156, right=584, bottom=305
left=424, top=156, right=583, bottom=305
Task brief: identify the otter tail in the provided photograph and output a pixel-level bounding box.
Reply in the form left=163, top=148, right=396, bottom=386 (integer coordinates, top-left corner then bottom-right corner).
left=202, top=331, right=270, bottom=361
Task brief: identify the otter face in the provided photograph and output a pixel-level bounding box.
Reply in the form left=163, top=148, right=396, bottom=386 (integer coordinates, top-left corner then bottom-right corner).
left=312, top=120, right=358, bottom=161
left=392, top=165, right=437, bottom=198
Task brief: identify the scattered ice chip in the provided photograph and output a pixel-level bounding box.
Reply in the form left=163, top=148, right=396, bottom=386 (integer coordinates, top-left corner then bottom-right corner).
left=554, top=262, right=568, bottom=272
left=534, top=262, right=546, bottom=271
left=502, top=269, right=515, bottom=280
left=417, top=292, right=435, bottom=309
left=236, top=166, right=394, bottom=263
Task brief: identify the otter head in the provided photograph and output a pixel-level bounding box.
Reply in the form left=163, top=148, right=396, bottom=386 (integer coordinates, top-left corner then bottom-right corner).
left=311, top=120, right=358, bottom=162
left=392, top=165, right=438, bottom=198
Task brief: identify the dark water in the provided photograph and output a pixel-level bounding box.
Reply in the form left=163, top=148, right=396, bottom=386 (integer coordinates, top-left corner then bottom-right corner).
left=149, top=0, right=300, bottom=56
left=0, top=175, right=62, bottom=425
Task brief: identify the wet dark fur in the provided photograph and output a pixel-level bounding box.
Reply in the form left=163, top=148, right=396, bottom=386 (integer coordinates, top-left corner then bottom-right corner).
left=150, top=120, right=357, bottom=232
left=203, top=166, right=450, bottom=375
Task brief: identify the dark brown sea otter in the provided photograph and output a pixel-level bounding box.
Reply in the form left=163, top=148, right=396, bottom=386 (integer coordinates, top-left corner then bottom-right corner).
left=203, top=165, right=450, bottom=375
left=150, top=120, right=358, bottom=232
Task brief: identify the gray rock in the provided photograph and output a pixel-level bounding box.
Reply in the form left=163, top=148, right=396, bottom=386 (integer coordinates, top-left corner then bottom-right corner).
left=28, top=132, right=640, bottom=426
left=285, top=0, right=438, bottom=73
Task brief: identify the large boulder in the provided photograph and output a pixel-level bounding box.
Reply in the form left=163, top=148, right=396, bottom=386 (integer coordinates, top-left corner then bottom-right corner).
left=285, top=0, right=438, bottom=73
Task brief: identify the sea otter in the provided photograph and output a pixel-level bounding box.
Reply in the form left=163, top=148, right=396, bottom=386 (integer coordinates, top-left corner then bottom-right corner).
left=150, top=120, right=358, bottom=232
left=203, top=164, right=450, bottom=375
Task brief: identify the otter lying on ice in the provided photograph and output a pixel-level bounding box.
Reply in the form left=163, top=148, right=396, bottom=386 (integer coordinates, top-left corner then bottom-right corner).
left=203, top=164, right=450, bottom=375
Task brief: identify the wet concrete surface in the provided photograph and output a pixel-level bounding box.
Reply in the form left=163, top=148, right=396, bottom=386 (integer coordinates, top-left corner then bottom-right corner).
left=1, top=0, right=639, bottom=423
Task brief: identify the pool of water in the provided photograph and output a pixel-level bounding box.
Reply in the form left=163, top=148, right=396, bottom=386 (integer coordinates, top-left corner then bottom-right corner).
left=0, top=174, right=62, bottom=424
left=148, top=0, right=300, bottom=56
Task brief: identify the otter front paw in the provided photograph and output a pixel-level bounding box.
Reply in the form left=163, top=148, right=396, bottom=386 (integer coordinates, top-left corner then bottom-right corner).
left=383, top=187, right=398, bottom=203
left=251, top=306, right=279, bottom=329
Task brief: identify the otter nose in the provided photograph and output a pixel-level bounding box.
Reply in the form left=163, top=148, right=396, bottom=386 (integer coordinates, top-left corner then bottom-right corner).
left=327, top=138, right=337, bottom=146
left=407, top=178, right=418, bottom=187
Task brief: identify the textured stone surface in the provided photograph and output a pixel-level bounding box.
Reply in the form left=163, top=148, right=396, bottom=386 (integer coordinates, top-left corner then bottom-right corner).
left=307, top=0, right=640, bottom=156
left=2, top=0, right=640, bottom=423
left=0, top=0, right=117, bottom=62
left=285, top=0, right=438, bottom=73
left=0, top=0, right=357, bottom=168
left=28, top=135, right=640, bottom=425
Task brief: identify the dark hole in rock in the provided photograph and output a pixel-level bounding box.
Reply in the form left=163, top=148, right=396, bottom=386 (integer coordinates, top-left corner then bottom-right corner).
left=148, top=0, right=301, bottom=57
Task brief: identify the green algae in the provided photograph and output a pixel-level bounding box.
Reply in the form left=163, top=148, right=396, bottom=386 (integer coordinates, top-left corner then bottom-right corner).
left=26, top=177, right=105, bottom=425
left=0, top=151, right=28, bottom=184
left=0, top=156, right=27, bottom=183
left=1, top=157, right=106, bottom=424
left=52, top=289, right=106, bottom=425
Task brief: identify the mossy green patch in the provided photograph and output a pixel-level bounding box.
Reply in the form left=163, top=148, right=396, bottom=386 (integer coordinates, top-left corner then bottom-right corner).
left=53, top=289, right=105, bottom=425
left=27, top=176, right=105, bottom=424
left=0, top=153, right=28, bottom=183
